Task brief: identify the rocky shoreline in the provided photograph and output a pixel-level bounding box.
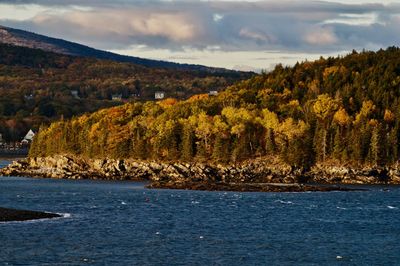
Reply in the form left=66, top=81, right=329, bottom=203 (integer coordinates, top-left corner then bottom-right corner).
left=0, top=207, right=61, bottom=222
left=1, top=155, right=399, bottom=192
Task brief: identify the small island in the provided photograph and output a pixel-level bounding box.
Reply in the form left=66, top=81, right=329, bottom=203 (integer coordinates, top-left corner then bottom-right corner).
left=2, top=48, right=400, bottom=192
left=0, top=207, right=61, bottom=222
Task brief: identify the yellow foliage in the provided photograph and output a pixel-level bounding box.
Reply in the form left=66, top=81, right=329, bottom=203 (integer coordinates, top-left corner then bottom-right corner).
left=333, top=108, right=351, bottom=126
left=276, top=118, right=308, bottom=141
left=355, top=100, right=376, bottom=124
left=288, top=100, right=300, bottom=107
left=384, top=109, right=395, bottom=123
left=212, top=115, right=229, bottom=136
left=259, top=109, right=279, bottom=129
left=313, top=94, right=339, bottom=120
left=369, top=119, right=379, bottom=127
left=323, top=66, right=347, bottom=79
left=221, top=107, right=254, bottom=125
left=360, top=100, right=375, bottom=116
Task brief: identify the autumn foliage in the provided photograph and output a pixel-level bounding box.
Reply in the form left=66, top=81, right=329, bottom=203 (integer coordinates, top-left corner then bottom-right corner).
left=30, top=47, right=400, bottom=168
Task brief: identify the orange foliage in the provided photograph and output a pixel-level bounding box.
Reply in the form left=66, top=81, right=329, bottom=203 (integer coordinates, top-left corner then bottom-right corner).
left=187, top=94, right=209, bottom=103
left=157, top=98, right=179, bottom=108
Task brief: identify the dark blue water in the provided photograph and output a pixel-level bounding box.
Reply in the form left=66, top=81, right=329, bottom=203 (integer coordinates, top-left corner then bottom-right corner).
left=1, top=160, right=400, bottom=265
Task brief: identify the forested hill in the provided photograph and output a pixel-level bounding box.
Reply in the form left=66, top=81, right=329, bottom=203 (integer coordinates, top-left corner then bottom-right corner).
left=31, top=47, right=400, bottom=168
left=0, top=25, right=230, bottom=72
left=0, top=43, right=251, bottom=141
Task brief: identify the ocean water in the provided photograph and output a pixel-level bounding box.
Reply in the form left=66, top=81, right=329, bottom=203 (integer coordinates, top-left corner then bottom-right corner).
left=0, top=159, right=399, bottom=265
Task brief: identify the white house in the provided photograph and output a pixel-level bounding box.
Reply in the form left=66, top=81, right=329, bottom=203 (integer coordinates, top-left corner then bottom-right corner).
left=209, top=90, right=218, bottom=96
left=71, top=90, right=80, bottom=99
left=155, top=91, right=165, bottom=100
left=21, top=129, right=35, bottom=144
left=112, top=94, right=123, bottom=101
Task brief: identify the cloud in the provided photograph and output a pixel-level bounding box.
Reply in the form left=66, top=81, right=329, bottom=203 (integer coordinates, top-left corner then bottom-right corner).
left=304, top=26, right=338, bottom=45
left=1, top=1, right=400, bottom=54
left=239, top=28, right=276, bottom=44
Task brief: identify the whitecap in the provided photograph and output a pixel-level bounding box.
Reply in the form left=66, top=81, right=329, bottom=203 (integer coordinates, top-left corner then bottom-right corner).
left=191, top=201, right=200, bottom=204
left=336, top=207, right=347, bottom=210
left=59, top=213, right=71, bottom=218
left=275, top=200, right=293, bottom=204
left=155, top=232, right=161, bottom=235
left=387, top=206, right=397, bottom=209
left=121, top=201, right=127, bottom=205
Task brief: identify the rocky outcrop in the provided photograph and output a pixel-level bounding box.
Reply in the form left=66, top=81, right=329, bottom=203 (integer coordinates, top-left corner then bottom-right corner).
left=1, top=156, right=400, bottom=191
left=308, top=163, right=400, bottom=184
left=0, top=156, right=294, bottom=182
left=0, top=207, right=61, bottom=222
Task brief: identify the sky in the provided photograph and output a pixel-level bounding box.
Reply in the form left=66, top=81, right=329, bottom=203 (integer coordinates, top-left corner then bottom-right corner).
left=0, top=0, right=400, bottom=71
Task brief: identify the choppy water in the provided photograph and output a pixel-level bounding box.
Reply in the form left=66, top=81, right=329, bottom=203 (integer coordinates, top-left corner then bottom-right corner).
left=0, top=159, right=399, bottom=265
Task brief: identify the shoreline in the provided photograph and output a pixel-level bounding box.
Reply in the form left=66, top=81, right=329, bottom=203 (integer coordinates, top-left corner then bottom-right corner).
left=0, top=207, right=62, bottom=222
left=1, top=155, right=400, bottom=192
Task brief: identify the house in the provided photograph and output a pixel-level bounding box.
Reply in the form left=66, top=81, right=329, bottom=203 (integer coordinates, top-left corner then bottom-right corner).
left=155, top=91, right=165, bottom=100
left=209, top=90, right=218, bottom=96
left=71, top=90, right=80, bottom=99
left=112, top=94, right=123, bottom=101
left=21, top=129, right=35, bottom=145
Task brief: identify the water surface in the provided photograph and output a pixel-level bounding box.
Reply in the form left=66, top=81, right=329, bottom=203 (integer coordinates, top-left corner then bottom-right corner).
left=0, top=159, right=399, bottom=265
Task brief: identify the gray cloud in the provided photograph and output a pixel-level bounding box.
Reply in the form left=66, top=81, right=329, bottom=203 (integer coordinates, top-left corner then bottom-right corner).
left=1, top=0, right=400, bottom=53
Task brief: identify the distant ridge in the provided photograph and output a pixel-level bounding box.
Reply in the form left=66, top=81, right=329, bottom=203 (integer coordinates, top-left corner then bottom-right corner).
left=0, top=25, right=233, bottom=73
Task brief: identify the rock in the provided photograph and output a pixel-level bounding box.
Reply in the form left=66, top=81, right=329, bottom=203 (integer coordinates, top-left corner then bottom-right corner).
left=0, top=207, right=61, bottom=222
left=1, top=155, right=400, bottom=189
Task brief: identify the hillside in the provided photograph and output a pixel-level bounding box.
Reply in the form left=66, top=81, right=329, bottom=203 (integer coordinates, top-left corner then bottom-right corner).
left=0, top=43, right=251, bottom=141
left=0, top=25, right=232, bottom=72
left=31, top=47, right=400, bottom=168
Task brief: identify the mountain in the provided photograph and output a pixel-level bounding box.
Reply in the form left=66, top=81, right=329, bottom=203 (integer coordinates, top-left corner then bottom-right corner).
left=0, top=43, right=252, bottom=142
left=0, top=25, right=232, bottom=72
left=30, top=47, right=400, bottom=169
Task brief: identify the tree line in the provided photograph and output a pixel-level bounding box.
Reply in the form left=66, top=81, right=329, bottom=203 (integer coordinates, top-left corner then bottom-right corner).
left=0, top=43, right=250, bottom=141
left=30, top=47, right=400, bottom=168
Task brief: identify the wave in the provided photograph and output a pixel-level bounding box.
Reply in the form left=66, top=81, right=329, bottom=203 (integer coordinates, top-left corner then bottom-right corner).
left=275, top=200, right=293, bottom=204
left=58, top=212, right=71, bottom=218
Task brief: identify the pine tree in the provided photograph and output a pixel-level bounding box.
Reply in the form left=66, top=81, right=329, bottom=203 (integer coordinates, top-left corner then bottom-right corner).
left=333, top=127, right=342, bottom=161
left=368, top=124, right=380, bottom=166
left=212, top=135, right=230, bottom=163
left=181, top=123, right=194, bottom=161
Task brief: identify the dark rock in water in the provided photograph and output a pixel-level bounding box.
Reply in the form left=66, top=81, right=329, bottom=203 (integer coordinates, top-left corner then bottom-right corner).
left=0, top=207, right=61, bottom=222
left=146, top=181, right=366, bottom=193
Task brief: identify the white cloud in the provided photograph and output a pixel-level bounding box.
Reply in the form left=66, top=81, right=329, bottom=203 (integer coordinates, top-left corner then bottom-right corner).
left=304, top=26, right=338, bottom=45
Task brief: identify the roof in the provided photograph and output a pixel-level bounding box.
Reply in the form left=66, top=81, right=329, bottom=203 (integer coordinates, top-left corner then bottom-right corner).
left=23, top=129, right=35, bottom=141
